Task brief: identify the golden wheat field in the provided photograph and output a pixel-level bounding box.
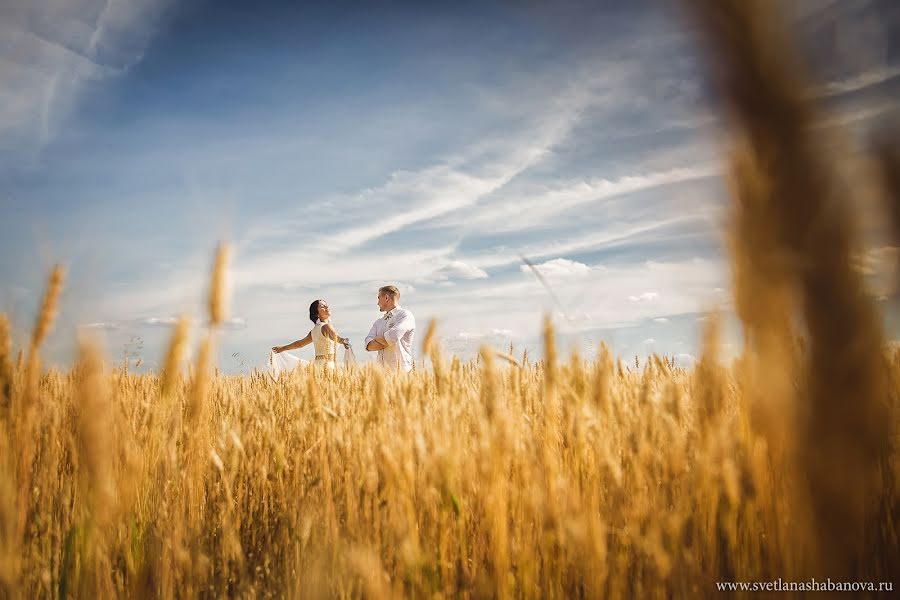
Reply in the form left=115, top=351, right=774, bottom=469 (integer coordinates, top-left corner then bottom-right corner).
left=2, top=1, right=900, bottom=598
left=1, top=297, right=899, bottom=598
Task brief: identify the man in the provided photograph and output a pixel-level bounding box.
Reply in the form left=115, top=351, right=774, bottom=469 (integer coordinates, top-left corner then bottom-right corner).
left=365, top=285, right=416, bottom=373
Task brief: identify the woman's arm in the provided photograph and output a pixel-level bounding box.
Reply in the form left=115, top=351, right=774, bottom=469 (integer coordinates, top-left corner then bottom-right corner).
left=321, top=324, right=350, bottom=348
left=272, top=331, right=312, bottom=353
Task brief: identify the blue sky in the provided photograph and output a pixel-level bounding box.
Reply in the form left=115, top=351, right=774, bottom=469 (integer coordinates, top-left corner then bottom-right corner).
left=1, top=0, right=899, bottom=372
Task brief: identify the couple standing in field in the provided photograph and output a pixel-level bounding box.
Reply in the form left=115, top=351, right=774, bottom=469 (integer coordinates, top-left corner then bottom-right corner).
left=270, top=285, right=416, bottom=373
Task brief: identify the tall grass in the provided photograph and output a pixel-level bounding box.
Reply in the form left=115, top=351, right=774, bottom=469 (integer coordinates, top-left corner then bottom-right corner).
left=686, top=0, right=897, bottom=580
left=1, top=1, right=899, bottom=597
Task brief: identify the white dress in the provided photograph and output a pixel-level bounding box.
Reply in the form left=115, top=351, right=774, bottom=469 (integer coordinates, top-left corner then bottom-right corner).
left=311, top=319, right=337, bottom=370
left=269, top=319, right=355, bottom=380
left=268, top=350, right=307, bottom=381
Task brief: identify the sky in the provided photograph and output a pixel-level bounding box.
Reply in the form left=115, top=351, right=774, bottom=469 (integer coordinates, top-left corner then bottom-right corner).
left=1, top=0, right=899, bottom=373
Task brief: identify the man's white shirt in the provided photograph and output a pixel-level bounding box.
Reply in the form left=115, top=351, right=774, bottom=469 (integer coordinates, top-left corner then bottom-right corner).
left=365, top=306, right=416, bottom=373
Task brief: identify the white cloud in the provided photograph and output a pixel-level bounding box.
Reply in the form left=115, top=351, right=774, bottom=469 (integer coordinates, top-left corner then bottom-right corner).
left=520, top=258, right=591, bottom=279
left=453, top=164, right=719, bottom=234
left=222, top=317, right=247, bottom=331
left=652, top=317, right=669, bottom=323
left=456, top=328, right=515, bottom=343
left=221, top=68, right=688, bottom=306
left=425, top=260, right=489, bottom=282
left=628, top=292, right=658, bottom=302
left=406, top=257, right=727, bottom=350
left=139, top=315, right=245, bottom=330
left=820, top=64, right=900, bottom=97
left=232, top=244, right=456, bottom=291
left=79, top=321, right=119, bottom=330
left=293, top=74, right=602, bottom=254
left=642, top=338, right=656, bottom=345
left=459, top=212, right=714, bottom=270
left=458, top=331, right=485, bottom=340
left=324, top=167, right=511, bottom=250
left=141, top=316, right=180, bottom=327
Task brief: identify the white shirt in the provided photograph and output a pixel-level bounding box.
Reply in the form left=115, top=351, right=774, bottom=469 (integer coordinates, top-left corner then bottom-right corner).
left=365, top=305, right=416, bottom=373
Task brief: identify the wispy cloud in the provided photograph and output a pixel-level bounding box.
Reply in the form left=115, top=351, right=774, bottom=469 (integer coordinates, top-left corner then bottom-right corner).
left=412, top=256, right=727, bottom=335
left=141, top=316, right=180, bottom=327
left=458, top=328, right=515, bottom=341
left=320, top=166, right=515, bottom=251
left=628, top=292, right=659, bottom=302
left=442, top=164, right=720, bottom=234
left=297, top=75, right=604, bottom=253
left=232, top=243, right=458, bottom=292
left=79, top=321, right=120, bottom=330
left=0, top=0, right=169, bottom=156
left=518, top=258, right=591, bottom=279
left=423, top=261, right=489, bottom=283
left=222, top=317, right=248, bottom=331
left=821, top=64, right=900, bottom=97
left=459, top=211, right=717, bottom=270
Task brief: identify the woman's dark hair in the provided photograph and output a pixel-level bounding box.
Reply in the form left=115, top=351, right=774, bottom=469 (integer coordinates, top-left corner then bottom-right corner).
left=309, top=300, right=322, bottom=324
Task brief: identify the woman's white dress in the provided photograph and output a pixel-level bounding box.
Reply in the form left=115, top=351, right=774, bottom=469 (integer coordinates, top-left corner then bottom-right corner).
left=310, top=319, right=337, bottom=370
left=268, top=319, right=355, bottom=380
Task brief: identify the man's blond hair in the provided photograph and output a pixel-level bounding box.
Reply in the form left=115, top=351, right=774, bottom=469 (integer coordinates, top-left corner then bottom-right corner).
left=378, top=285, right=400, bottom=299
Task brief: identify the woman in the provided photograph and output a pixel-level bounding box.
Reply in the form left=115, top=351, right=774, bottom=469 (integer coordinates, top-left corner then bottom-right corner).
left=272, top=299, right=350, bottom=370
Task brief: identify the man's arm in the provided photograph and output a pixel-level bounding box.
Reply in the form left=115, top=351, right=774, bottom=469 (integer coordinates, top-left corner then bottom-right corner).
left=383, top=311, right=414, bottom=346
left=365, top=321, right=386, bottom=352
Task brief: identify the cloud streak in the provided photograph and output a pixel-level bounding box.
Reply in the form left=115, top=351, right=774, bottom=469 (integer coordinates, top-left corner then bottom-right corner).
left=298, top=72, right=604, bottom=253
left=424, top=261, right=489, bottom=282
left=460, top=211, right=718, bottom=270
left=821, top=64, right=900, bottom=97
left=440, top=164, right=720, bottom=234
left=0, top=0, right=169, bottom=156
left=519, top=258, right=591, bottom=279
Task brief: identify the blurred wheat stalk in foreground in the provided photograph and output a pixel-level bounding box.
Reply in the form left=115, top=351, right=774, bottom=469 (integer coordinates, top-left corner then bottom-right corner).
left=2, top=0, right=900, bottom=597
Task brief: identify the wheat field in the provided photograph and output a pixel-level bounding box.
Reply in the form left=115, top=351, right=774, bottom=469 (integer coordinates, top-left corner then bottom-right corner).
left=2, top=1, right=900, bottom=598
